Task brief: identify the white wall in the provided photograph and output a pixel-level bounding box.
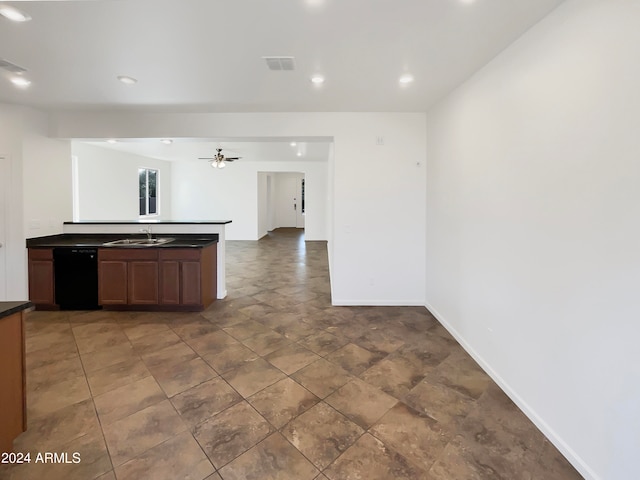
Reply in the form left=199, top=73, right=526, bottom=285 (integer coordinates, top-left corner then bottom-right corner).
left=425, top=1, right=640, bottom=479
left=257, top=172, right=268, bottom=238
left=23, top=109, right=73, bottom=238
left=266, top=173, right=276, bottom=232
left=51, top=112, right=427, bottom=305
left=171, top=158, right=256, bottom=239
left=0, top=104, right=72, bottom=300
left=72, top=143, right=173, bottom=221
left=171, top=159, right=326, bottom=241
left=0, top=104, right=26, bottom=300
left=330, top=115, right=426, bottom=305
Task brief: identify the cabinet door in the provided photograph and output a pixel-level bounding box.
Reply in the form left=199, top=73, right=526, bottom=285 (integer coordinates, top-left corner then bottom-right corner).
left=98, top=261, right=128, bottom=304
left=200, top=244, right=217, bottom=307
left=159, top=260, right=180, bottom=305
left=128, top=261, right=159, bottom=304
left=181, top=261, right=202, bottom=305
left=0, top=312, right=25, bottom=452
left=28, top=260, right=54, bottom=305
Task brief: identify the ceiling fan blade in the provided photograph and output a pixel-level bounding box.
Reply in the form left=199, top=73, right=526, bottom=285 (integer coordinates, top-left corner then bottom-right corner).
left=225, top=157, right=241, bottom=161
left=198, top=157, right=215, bottom=160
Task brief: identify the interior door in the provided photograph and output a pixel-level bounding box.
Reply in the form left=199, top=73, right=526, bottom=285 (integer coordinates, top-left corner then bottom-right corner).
left=276, top=175, right=298, bottom=228
left=0, top=156, right=7, bottom=300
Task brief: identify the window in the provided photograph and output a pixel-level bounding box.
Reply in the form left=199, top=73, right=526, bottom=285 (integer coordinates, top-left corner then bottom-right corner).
left=139, top=168, right=158, bottom=216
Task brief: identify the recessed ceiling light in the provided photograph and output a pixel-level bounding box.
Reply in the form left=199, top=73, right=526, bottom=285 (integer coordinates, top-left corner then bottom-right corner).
left=107, top=139, right=118, bottom=144
left=0, top=4, right=31, bottom=22
left=290, top=142, right=297, bottom=147
left=10, top=76, right=31, bottom=88
left=310, top=75, right=325, bottom=85
left=160, top=139, right=173, bottom=145
left=117, top=75, right=137, bottom=85
left=297, top=151, right=302, bottom=157
left=399, top=74, right=414, bottom=85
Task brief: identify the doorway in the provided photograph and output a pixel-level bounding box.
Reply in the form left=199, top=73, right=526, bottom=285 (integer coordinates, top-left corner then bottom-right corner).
left=260, top=172, right=305, bottom=236
left=275, top=173, right=304, bottom=229
left=0, top=156, right=7, bottom=300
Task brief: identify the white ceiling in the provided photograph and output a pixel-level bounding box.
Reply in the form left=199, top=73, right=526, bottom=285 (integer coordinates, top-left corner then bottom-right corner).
left=0, top=0, right=565, bottom=113
left=3, top=0, right=564, bottom=161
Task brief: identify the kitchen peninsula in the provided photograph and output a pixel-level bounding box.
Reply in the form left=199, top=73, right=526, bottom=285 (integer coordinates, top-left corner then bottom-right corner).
left=26, top=221, right=231, bottom=312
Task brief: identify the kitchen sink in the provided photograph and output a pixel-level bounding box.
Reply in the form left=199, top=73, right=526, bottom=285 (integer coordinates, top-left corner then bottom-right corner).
left=102, top=237, right=175, bottom=247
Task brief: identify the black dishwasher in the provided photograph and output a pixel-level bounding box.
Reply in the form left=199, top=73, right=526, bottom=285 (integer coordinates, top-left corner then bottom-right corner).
left=53, top=248, right=100, bottom=310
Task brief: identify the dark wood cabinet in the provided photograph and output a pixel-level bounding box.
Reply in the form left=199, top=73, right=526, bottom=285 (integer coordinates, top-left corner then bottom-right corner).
left=200, top=244, right=217, bottom=308
left=27, top=243, right=217, bottom=312
left=181, top=261, right=202, bottom=305
left=27, top=249, right=55, bottom=308
left=97, top=244, right=216, bottom=311
left=98, top=249, right=159, bottom=306
left=128, top=261, right=159, bottom=304
left=159, top=260, right=181, bottom=305
left=0, top=309, right=27, bottom=452
left=159, top=247, right=216, bottom=308
left=98, top=260, right=128, bottom=304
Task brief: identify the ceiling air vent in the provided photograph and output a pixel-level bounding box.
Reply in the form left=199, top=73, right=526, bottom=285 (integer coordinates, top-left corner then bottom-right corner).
left=263, top=56, right=295, bottom=71
left=0, top=58, right=27, bottom=74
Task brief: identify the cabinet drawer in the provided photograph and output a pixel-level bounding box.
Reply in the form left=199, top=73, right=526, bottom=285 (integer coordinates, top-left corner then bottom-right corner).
left=28, top=248, right=53, bottom=260
left=99, top=249, right=158, bottom=261
left=159, top=249, right=201, bottom=261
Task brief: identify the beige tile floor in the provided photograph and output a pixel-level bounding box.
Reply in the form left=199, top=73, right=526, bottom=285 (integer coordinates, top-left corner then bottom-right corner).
left=1, top=228, right=583, bottom=480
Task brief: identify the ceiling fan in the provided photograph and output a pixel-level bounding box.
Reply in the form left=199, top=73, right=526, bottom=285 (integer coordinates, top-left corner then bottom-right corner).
left=199, top=148, right=241, bottom=169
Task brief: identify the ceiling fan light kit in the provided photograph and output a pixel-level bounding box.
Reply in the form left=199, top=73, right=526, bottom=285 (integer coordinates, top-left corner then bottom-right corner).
left=200, top=148, right=240, bottom=169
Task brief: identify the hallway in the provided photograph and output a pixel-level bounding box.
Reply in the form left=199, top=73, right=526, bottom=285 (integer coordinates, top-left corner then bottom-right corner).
left=1, top=228, right=581, bottom=479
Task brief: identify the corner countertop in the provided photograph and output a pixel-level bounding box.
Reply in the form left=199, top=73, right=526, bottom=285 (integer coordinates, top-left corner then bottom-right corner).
left=26, top=233, right=219, bottom=249
left=0, top=301, right=33, bottom=320
left=63, top=220, right=232, bottom=225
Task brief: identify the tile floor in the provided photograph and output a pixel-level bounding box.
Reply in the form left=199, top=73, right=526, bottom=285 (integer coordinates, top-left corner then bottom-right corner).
left=1, top=228, right=583, bottom=480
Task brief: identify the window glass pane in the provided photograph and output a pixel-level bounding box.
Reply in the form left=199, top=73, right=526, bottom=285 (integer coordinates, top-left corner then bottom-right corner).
left=148, top=170, right=157, bottom=214
left=139, top=169, right=146, bottom=215
left=138, top=168, right=159, bottom=216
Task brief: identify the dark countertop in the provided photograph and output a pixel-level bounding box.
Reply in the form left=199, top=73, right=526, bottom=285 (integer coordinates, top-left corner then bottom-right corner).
left=0, top=301, right=33, bottom=320
left=64, top=220, right=232, bottom=225
left=26, top=233, right=219, bottom=249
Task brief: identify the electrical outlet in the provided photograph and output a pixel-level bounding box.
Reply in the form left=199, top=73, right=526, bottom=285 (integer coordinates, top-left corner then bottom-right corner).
left=376, top=136, right=384, bottom=146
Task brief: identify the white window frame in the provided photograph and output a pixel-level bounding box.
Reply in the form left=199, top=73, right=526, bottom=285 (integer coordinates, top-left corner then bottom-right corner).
left=139, top=167, right=159, bottom=217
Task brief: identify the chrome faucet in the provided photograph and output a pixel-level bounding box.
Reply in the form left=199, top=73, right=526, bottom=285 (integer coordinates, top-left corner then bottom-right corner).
left=140, top=226, right=152, bottom=240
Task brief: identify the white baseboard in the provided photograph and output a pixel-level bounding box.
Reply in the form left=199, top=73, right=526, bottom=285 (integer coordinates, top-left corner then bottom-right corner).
left=331, top=299, right=426, bottom=306
left=424, top=301, right=597, bottom=480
